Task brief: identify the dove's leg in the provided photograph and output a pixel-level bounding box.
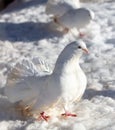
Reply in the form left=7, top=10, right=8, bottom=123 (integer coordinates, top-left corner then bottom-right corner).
left=38, top=112, right=50, bottom=121
left=79, top=32, right=85, bottom=38
left=78, top=29, right=86, bottom=38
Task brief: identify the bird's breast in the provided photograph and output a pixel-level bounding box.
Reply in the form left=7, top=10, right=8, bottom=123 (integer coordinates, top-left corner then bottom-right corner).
left=60, top=68, right=87, bottom=102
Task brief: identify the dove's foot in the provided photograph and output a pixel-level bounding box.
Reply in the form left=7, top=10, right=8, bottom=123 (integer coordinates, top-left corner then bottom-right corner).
left=61, top=112, right=77, bottom=117
left=38, top=112, right=50, bottom=121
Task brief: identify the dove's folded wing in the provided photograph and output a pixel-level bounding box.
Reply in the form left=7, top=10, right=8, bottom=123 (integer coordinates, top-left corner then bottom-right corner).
left=5, top=57, right=52, bottom=103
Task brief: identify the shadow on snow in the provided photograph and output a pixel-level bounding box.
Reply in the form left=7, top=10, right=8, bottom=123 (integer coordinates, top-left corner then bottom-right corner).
left=83, top=88, right=115, bottom=100
left=0, top=21, right=62, bottom=42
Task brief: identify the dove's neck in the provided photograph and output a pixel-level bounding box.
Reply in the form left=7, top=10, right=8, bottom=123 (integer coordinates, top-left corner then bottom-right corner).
left=53, top=56, right=81, bottom=76
left=53, top=44, right=82, bottom=76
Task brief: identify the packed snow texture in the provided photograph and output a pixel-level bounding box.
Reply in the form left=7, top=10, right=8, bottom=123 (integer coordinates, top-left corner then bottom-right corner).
left=0, top=0, right=115, bottom=130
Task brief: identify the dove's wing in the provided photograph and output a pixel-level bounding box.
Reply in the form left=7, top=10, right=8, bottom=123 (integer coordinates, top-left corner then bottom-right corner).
left=7, top=57, right=52, bottom=78
left=5, top=57, right=52, bottom=103
left=31, top=57, right=52, bottom=76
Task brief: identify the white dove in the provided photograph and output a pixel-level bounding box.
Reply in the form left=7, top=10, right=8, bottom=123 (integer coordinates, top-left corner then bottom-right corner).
left=55, top=8, right=95, bottom=36
left=45, top=0, right=80, bottom=22
left=4, top=40, right=88, bottom=121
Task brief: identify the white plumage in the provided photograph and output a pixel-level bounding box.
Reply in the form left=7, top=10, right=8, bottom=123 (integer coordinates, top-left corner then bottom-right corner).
left=55, top=8, right=95, bottom=34
left=46, top=0, right=80, bottom=18
left=58, top=8, right=94, bottom=29
left=5, top=40, right=88, bottom=119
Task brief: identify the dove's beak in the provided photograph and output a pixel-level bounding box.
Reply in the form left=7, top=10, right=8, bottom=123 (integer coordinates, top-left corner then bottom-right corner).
left=82, top=48, right=89, bottom=54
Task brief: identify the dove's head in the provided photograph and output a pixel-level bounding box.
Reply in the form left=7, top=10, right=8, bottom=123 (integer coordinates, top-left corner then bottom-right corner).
left=81, top=8, right=95, bottom=20
left=75, top=8, right=94, bottom=29
left=68, top=40, right=89, bottom=55
left=72, top=40, right=89, bottom=60
left=86, top=8, right=95, bottom=20
left=88, top=9, right=95, bottom=20
left=77, top=40, right=89, bottom=54
left=79, top=8, right=95, bottom=20
left=60, top=40, right=89, bottom=61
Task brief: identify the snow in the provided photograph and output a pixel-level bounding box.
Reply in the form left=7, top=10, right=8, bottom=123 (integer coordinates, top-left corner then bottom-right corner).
left=0, top=0, right=115, bottom=130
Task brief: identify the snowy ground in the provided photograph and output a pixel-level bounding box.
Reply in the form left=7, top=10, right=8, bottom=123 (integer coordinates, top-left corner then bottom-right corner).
left=0, top=0, right=115, bottom=130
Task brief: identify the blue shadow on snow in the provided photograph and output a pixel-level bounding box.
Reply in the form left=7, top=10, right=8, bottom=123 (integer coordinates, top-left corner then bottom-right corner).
left=83, top=89, right=115, bottom=100
left=0, top=22, right=62, bottom=42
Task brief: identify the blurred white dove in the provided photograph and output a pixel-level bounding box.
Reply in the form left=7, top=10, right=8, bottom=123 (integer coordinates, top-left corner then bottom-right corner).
left=5, top=40, right=88, bottom=120
left=55, top=8, right=95, bottom=36
left=45, top=0, right=80, bottom=21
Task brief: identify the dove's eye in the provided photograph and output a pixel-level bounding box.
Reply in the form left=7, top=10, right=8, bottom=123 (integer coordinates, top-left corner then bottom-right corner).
left=78, top=46, right=82, bottom=49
